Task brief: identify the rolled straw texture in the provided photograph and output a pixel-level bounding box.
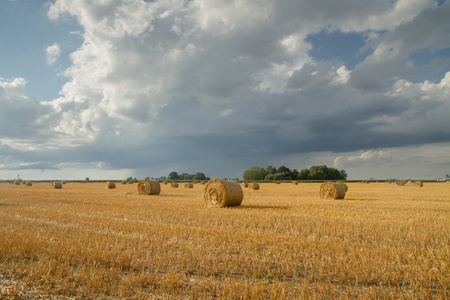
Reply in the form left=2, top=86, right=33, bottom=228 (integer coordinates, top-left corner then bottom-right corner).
left=249, top=182, right=260, bottom=190
left=185, top=183, right=193, bottom=188
left=203, top=178, right=243, bottom=207
left=396, top=180, right=407, bottom=186
left=53, top=182, right=62, bottom=189
left=26, top=181, right=32, bottom=186
left=171, top=182, right=179, bottom=188
left=138, top=178, right=161, bottom=195
left=319, top=182, right=345, bottom=199
left=337, top=181, right=348, bottom=192
left=106, top=181, right=116, bottom=189
left=414, top=181, right=423, bottom=187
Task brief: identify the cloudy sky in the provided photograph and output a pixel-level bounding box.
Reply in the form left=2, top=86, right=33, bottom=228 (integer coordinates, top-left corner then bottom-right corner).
left=1, top=0, right=449, bottom=181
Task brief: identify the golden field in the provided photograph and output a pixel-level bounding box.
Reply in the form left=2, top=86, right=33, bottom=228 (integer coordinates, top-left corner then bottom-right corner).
left=0, top=181, right=449, bottom=299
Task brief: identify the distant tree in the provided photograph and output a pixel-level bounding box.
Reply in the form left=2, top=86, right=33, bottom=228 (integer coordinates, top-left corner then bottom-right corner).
left=168, top=172, right=179, bottom=180
left=85, top=177, right=89, bottom=181
left=266, top=166, right=277, bottom=175
left=243, top=166, right=268, bottom=181
left=297, top=169, right=309, bottom=180
left=193, top=172, right=206, bottom=181
left=126, top=177, right=133, bottom=181
left=339, top=170, right=348, bottom=180
left=307, top=165, right=327, bottom=180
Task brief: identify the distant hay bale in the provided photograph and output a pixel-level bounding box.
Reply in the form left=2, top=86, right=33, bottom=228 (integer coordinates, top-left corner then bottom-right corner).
left=171, top=182, right=179, bottom=188
left=138, top=178, right=161, bottom=195
left=52, top=182, right=62, bottom=189
left=128, top=181, right=133, bottom=184
left=319, top=182, right=345, bottom=199
left=414, top=181, right=423, bottom=187
left=292, top=181, right=298, bottom=185
left=121, top=181, right=127, bottom=185
left=249, top=182, right=260, bottom=190
left=106, top=181, right=116, bottom=189
left=203, top=178, right=243, bottom=207
left=14, top=181, right=20, bottom=185
left=25, top=181, right=32, bottom=186
left=242, top=182, right=249, bottom=188
left=396, top=180, right=407, bottom=186
left=337, top=181, right=348, bottom=192
left=185, top=183, right=193, bottom=188
left=275, top=181, right=281, bottom=184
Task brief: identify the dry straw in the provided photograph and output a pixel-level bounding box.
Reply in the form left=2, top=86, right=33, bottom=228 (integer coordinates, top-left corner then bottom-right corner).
left=319, top=182, right=346, bottom=199
left=337, top=181, right=348, bottom=192
left=292, top=181, right=298, bottom=185
left=396, top=180, right=407, bottom=186
left=242, top=182, right=249, bottom=188
left=137, top=178, right=161, bottom=195
left=52, top=182, right=62, bottom=189
left=106, top=181, right=116, bottom=189
left=14, top=181, right=20, bottom=185
left=25, top=181, right=32, bottom=186
left=171, top=182, right=179, bottom=188
left=414, top=181, right=423, bottom=187
left=185, top=183, right=193, bottom=188
left=249, top=182, right=260, bottom=190
left=203, top=178, right=243, bottom=207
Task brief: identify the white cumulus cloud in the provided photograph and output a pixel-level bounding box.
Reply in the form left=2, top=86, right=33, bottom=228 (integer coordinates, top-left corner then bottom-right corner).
left=45, top=43, right=61, bottom=66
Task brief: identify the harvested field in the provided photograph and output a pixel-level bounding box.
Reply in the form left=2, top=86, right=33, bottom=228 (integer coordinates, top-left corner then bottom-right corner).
left=0, top=181, right=449, bottom=299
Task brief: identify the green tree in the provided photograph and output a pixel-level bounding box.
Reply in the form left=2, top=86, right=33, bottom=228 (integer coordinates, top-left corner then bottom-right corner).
left=168, top=172, right=179, bottom=180
left=243, top=166, right=268, bottom=181
left=193, top=172, right=206, bottom=181
left=266, top=166, right=277, bottom=175
left=297, top=169, right=309, bottom=180
left=307, top=165, right=328, bottom=180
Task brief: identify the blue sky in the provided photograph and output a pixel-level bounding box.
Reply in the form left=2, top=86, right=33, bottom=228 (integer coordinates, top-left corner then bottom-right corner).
left=1, top=0, right=450, bottom=181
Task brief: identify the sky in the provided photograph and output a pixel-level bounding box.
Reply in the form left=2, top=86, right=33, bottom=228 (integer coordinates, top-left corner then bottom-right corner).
left=1, top=0, right=449, bottom=181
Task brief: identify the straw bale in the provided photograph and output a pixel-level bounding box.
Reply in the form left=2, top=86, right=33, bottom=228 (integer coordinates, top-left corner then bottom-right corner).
left=14, top=181, right=20, bottom=185
left=203, top=178, right=243, bottom=207
left=292, top=181, right=298, bottom=185
left=171, top=182, right=179, bottom=188
left=414, top=181, right=423, bottom=187
left=52, top=182, right=62, bottom=189
left=138, top=178, right=161, bottom=195
left=319, top=182, right=345, bottom=199
left=396, top=180, right=407, bottom=186
left=337, top=181, right=348, bottom=192
left=248, top=182, right=260, bottom=190
left=121, top=181, right=127, bottom=184
left=25, top=181, right=32, bottom=186
left=242, top=182, right=249, bottom=188
left=185, top=183, right=193, bottom=188
left=106, top=181, right=116, bottom=189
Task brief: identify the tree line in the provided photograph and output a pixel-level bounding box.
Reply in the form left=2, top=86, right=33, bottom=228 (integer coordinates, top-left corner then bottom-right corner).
left=242, top=165, right=347, bottom=181
left=166, top=172, right=210, bottom=181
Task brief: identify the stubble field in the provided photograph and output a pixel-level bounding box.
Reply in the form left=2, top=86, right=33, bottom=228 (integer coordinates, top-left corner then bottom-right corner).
left=0, top=181, right=449, bottom=299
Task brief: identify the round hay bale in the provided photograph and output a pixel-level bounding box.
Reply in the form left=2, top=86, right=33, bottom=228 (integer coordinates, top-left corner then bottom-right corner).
left=171, top=182, right=179, bottom=188
left=414, top=180, right=423, bottom=187
left=242, top=182, right=249, bottom=188
left=14, top=181, right=20, bottom=185
left=25, top=181, right=32, bottom=186
left=138, top=178, right=161, bottom=195
left=121, top=181, right=127, bottom=185
left=249, top=182, right=260, bottom=190
left=185, top=183, right=193, bottom=188
left=203, top=178, right=243, bottom=207
left=337, top=181, right=348, bottom=192
left=292, top=181, right=298, bottom=185
left=319, top=182, right=345, bottom=199
left=396, top=180, right=407, bottom=186
left=52, top=182, right=62, bottom=189
left=106, top=181, right=116, bottom=189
